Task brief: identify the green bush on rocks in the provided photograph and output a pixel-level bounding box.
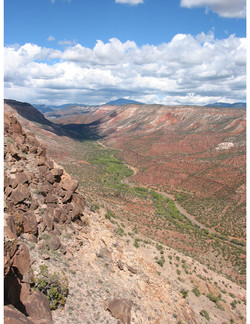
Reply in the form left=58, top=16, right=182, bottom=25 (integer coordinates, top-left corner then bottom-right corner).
left=34, top=264, right=68, bottom=310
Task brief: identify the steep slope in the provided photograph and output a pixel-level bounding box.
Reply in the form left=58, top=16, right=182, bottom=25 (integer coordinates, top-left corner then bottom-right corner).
left=4, top=106, right=247, bottom=324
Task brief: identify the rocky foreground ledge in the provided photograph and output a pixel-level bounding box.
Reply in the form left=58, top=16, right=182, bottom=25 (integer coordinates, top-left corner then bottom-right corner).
left=4, top=112, right=87, bottom=323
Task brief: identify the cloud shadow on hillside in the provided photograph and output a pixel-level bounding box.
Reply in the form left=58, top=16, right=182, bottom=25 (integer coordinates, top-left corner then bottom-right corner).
left=59, top=119, right=105, bottom=141
left=4, top=99, right=105, bottom=142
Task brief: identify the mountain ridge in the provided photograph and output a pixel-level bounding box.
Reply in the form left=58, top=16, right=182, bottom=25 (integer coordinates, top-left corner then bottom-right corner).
left=205, top=102, right=246, bottom=108
left=104, top=98, right=144, bottom=106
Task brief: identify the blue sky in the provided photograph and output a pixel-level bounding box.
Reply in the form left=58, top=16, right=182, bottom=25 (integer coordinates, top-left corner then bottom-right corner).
left=4, top=0, right=246, bottom=105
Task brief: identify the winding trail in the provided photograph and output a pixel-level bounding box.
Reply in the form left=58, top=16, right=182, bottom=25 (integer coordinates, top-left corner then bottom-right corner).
left=97, top=140, right=245, bottom=245
left=122, top=164, right=208, bottom=231
left=98, top=139, right=208, bottom=231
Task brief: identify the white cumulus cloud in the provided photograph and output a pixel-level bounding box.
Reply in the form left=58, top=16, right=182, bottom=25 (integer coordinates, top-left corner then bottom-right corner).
left=58, top=39, right=77, bottom=46
left=180, top=0, right=246, bottom=18
left=4, top=34, right=246, bottom=106
left=51, top=0, right=71, bottom=3
left=47, top=35, right=56, bottom=42
left=115, top=0, right=144, bottom=5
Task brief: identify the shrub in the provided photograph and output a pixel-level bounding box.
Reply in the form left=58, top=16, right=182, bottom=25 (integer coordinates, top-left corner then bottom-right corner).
left=180, top=289, right=189, bottom=298
left=91, top=204, right=100, bottom=212
left=207, top=293, right=220, bottom=304
left=200, top=309, right=210, bottom=321
left=192, top=287, right=201, bottom=297
left=116, top=227, right=125, bottom=236
left=134, top=238, right=140, bottom=248
left=6, top=137, right=14, bottom=143
left=34, top=265, right=68, bottom=310
left=230, top=300, right=237, bottom=309
left=105, top=209, right=116, bottom=220
left=156, top=256, right=165, bottom=267
left=156, top=243, right=163, bottom=251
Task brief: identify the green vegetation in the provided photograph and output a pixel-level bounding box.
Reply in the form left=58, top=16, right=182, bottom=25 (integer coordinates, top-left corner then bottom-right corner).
left=230, top=300, right=237, bottom=309
left=6, top=136, right=14, bottom=144
left=88, top=153, right=133, bottom=190
left=105, top=209, right=117, bottom=220
left=34, top=265, right=68, bottom=310
left=116, top=226, right=125, bottom=236
left=180, top=289, right=189, bottom=298
left=207, top=293, right=223, bottom=309
left=134, top=238, right=141, bottom=248
left=192, top=286, right=201, bottom=297
left=200, top=309, right=210, bottom=321
left=91, top=203, right=100, bottom=212
left=173, top=189, right=246, bottom=240
left=132, top=186, right=149, bottom=198
left=156, top=243, right=163, bottom=251
left=156, top=255, right=165, bottom=267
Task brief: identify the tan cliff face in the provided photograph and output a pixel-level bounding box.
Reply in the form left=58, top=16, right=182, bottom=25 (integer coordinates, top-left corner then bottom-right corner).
left=4, top=102, right=246, bottom=324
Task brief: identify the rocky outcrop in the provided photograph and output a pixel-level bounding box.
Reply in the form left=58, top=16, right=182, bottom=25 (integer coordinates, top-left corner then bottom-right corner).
left=4, top=112, right=88, bottom=323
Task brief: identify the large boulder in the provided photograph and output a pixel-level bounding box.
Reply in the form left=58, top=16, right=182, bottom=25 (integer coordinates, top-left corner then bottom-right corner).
left=4, top=114, right=23, bottom=135
left=22, top=211, right=38, bottom=235
left=26, top=134, right=40, bottom=149
left=42, top=214, right=54, bottom=231
left=9, top=184, right=31, bottom=205
left=45, top=172, right=55, bottom=184
left=12, top=133, right=25, bottom=146
left=15, top=172, right=29, bottom=185
left=22, top=291, right=53, bottom=324
left=105, top=298, right=132, bottom=324
left=51, top=167, right=63, bottom=178
left=38, top=183, right=50, bottom=197
left=12, top=243, right=30, bottom=276
left=4, top=305, right=34, bottom=324
left=47, top=232, right=61, bottom=250
left=61, top=178, right=79, bottom=192
left=4, top=214, right=18, bottom=276
left=4, top=213, right=17, bottom=240
left=45, top=193, right=57, bottom=204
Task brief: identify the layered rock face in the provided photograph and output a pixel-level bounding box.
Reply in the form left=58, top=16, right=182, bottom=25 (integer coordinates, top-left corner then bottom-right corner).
left=4, top=112, right=86, bottom=323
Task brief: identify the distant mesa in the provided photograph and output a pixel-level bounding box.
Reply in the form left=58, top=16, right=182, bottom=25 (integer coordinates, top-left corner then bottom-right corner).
left=205, top=102, right=246, bottom=109
left=104, top=98, right=144, bottom=106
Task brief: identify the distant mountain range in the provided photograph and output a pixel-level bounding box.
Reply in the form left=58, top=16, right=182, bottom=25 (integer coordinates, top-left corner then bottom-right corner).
left=104, top=98, right=144, bottom=106
left=205, top=102, right=246, bottom=109
left=33, top=103, right=87, bottom=114
left=33, top=99, right=246, bottom=114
